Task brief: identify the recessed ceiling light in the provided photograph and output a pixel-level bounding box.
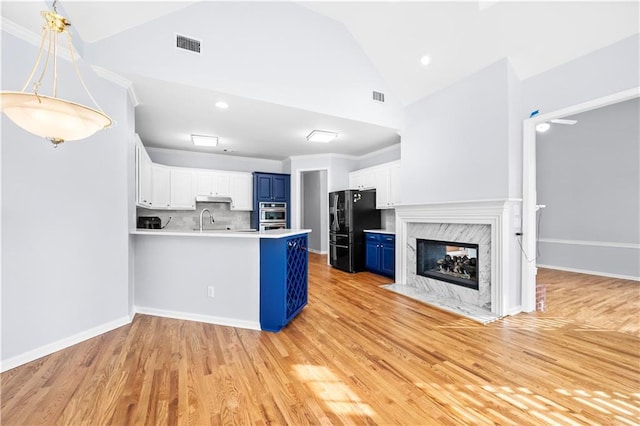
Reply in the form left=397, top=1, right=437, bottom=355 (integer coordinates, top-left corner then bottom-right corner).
left=420, top=55, right=431, bottom=66
left=215, top=101, right=229, bottom=109
left=306, top=130, right=338, bottom=143
left=535, top=123, right=551, bottom=133
left=192, top=134, right=219, bottom=146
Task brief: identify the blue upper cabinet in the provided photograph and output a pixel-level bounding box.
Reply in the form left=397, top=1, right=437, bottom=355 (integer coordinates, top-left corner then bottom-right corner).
left=254, top=172, right=289, bottom=202
left=252, top=172, right=291, bottom=228
left=271, top=175, right=288, bottom=201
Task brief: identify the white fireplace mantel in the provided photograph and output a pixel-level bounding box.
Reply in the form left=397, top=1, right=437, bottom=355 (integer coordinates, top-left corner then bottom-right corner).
left=395, top=199, right=522, bottom=317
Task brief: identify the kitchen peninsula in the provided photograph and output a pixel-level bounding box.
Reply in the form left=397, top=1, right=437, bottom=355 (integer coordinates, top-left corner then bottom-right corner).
left=132, top=228, right=310, bottom=332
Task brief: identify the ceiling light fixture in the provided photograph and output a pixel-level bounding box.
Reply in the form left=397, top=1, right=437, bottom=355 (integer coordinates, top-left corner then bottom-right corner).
left=0, top=0, right=112, bottom=146
left=192, top=134, right=218, bottom=147
left=420, top=55, right=431, bottom=66
left=535, top=122, right=551, bottom=133
left=215, top=101, right=229, bottom=109
left=306, top=130, right=338, bottom=143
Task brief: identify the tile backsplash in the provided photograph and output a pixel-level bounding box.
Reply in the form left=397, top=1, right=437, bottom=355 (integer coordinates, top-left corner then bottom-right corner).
left=137, top=202, right=251, bottom=231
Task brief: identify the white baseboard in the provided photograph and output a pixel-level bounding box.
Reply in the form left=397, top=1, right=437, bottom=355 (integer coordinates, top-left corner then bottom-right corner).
left=537, top=264, right=640, bottom=282
left=506, top=305, right=523, bottom=316
left=134, top=306, right=261, bottom=331
left=0, top=306, right=261, bottom=373
left=308, top=248, right=327, bottom=255
left=0, top=315, right=133, bottom=373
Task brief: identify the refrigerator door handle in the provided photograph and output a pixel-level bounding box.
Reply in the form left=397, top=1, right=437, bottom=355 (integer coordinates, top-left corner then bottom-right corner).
left=331, top=193, right=340, bottom=231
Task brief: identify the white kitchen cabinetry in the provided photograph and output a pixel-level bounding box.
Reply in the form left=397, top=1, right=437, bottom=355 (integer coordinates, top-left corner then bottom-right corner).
left=136, top=141, right=253, bottom=211
left=349, top=161, right=401, bottom=209
left=229, top=173, right=253, bottom=211
left=136, top=143, right=153, bottom=208
left=375, top=161, right=401, bottom=208
left=151, top=165, right=171, bottom=209
left=196, top=171, right=230, bottom=197
left=374, top=166, right=391, bottom=209
left=170, top=168, right=196, bottom=210
left=388, top=162, right=401, bottom=206
left=349, top=168, right=376, bottom=190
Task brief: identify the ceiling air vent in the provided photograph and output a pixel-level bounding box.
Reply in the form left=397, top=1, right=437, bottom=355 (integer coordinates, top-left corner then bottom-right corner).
left=372, top=91, right=385, bottom=103
left=176, top=34, right=201, bottom=53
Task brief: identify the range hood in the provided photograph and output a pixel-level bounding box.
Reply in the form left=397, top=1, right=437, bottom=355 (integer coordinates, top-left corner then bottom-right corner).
left=195, top=195, right=233, bottom=203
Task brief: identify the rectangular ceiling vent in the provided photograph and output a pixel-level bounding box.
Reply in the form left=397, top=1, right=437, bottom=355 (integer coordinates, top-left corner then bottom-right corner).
left=372, top=91, right=385, bottom=103
left=176, top=34, right=201, bottom=54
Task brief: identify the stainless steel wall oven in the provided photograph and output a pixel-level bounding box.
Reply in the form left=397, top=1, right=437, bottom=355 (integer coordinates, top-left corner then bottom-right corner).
left=259, top=202, right=287, bottom=230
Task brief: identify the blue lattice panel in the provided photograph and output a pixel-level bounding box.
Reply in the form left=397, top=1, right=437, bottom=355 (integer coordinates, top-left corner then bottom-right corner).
left=260, top=234, right=308, bottom=332
left=286, top=236, right=308, bottom=319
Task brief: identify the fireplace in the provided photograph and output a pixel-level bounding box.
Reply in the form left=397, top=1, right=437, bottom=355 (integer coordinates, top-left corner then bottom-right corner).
left=417, top=239, right=479, bottom=290
left=391, top=200, right=520, bottom=318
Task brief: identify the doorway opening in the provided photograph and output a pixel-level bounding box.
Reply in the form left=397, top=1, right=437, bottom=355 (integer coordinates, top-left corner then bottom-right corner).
left=300, top=170, right=329, bottom=254
left=521, top=87, right=639, bottom=312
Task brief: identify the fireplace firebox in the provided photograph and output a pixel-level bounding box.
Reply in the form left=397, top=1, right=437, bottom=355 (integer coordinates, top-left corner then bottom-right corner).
left=416, top=239, right=479, bottom=290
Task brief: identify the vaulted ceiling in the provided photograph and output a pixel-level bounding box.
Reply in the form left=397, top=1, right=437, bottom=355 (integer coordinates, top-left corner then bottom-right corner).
left=2, top=1, right=638, bottom=159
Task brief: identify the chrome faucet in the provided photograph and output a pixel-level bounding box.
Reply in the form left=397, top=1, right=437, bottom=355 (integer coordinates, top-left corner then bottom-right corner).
left=199, top=208, right=214, bottom=231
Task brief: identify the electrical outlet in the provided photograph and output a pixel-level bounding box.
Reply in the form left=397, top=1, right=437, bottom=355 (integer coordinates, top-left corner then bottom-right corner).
left=207, top=286, right=215, bottom=298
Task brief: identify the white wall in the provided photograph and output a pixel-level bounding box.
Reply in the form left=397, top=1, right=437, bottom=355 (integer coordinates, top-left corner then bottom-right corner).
left=357, top=144, right=401, bottom=169
left=87, top=1, right=403, bottom=130
left=401, top=59, right=512, bottom=204
left=1, top=32, right=133, bottom=370
left=147, top=147, right=283, bottom=173
left=522, top=34, right=640, bottom=120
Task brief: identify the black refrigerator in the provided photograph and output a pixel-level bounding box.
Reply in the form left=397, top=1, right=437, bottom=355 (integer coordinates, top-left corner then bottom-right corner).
left=329, top=189, right=381, bottom=273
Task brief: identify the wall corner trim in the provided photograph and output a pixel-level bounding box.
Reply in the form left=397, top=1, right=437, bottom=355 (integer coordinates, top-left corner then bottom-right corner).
left=91, top=66, right=139, bottom=107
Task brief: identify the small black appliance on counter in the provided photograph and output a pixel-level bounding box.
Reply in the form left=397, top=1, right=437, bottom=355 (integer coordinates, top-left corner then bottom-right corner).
left=137, top=216, right=162, bottom=229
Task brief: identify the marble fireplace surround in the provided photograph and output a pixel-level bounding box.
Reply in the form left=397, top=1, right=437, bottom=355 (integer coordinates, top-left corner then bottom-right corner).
left=393, top=200, right=517, bottom=319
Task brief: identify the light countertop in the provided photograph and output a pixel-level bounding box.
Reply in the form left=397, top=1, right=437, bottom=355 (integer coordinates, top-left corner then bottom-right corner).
left=363, top=229, right=396, bottom=235
left=131, top=228, right=311, bottom=239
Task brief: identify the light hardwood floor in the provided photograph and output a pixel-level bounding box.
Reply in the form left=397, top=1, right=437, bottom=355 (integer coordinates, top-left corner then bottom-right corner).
left=2, top=254, right=639, bottom=425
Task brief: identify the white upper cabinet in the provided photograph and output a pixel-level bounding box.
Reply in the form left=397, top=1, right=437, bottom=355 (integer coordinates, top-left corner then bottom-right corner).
left=170, top=168, right=195, bottom=210
left=151, top=164, right=171, bottom=209
left=376, top=161, right=401, bottom=208
left=229, top=173, right=253, bottom=211
left=349, top=161, right=401, bottom=209
left=374, top=166, right=391, bottom=209
left=136, top=141, right=153, bottom=208
left=388, top=162, right=401, bottom=207
left=349, top=168, right=376, bottom=190
left=196, top=171, right=230, bottom=196
left=136, top=142, right=253, bottom=211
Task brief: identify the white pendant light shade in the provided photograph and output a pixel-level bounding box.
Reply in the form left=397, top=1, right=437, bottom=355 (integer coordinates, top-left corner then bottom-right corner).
left=0, top=3, right=112, bottom=146
left=1, top=92, right=112, bottom=144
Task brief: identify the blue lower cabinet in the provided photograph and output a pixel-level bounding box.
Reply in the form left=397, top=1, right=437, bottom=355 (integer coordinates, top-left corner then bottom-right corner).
left=260, top=234, right=308, bottom=332
left=364, top=232, right=395, bottom=278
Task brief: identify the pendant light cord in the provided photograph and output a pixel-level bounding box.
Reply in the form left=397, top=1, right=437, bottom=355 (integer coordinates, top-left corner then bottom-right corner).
left=19, top=0, right=107, bottom=115
left=20, top=25, right=48, bottom=94
left=65, top=31, right=106, bottom=114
